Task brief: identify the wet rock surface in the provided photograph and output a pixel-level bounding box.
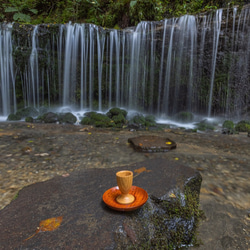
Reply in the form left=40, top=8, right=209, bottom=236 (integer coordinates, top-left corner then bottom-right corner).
left=0, top=159, right=201, bottom=249
left=0, top=122, right=250, bottom=249
left=128, top=135, right=177, bottom=152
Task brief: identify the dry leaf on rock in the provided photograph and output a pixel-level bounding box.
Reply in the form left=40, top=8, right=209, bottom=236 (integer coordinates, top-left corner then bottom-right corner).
left=134, top=167, right=151, bottom=178
left=24, top=216, right=63, bottom=241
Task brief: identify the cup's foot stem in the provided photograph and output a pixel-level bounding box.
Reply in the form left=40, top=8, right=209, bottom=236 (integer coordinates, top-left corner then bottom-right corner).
left=116, top=194, right=135, bottom=205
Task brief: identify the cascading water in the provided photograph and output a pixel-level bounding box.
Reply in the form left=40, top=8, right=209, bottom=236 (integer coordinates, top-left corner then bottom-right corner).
left=0, top=23, right=16, bottom=116
left=0, top=5, right=249, bottom=120
left=208, top=9, right=223, bottom=117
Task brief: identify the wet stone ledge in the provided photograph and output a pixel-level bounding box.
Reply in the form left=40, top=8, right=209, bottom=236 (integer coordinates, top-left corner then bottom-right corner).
left=0, top=158, right=202, bottom=249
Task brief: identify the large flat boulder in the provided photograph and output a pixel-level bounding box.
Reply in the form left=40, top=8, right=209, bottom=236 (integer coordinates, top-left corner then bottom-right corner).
left=0, top=158, right=202, bottom=249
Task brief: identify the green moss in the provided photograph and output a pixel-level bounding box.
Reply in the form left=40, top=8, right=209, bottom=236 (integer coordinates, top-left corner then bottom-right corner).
left=7, top=113, right=22, bottom=121
left=80, top=117, right=93, bottom=125
left=222, top=120, right=235, bottom=134
left=106, top=107, right=128, bottom=118
left=235, top=120, right=250, bottom=132
left=112, top=114, right=126, bottom=126
left=25, top=116, right=34, bottom=123
left=12, top=191, right=19, bottom=201
left=145, top=115, right=157, bottom=127
left=58, top=112, right=77, bottom=124
left=16, top=107, right=39, bottom=118
left=37, top=112, right=59, bottom=123
left=223, top=120, right=234, bottom=130
left=122, top=186, right=204, bottom=249
left=80, top=112, right=114, bottom=127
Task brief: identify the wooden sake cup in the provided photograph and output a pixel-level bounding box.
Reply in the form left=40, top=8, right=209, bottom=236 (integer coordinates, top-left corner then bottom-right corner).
left=116, top=170, right=135, bottom=205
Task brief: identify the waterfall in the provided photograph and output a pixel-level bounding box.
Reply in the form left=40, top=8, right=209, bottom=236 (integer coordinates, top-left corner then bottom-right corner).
left=208, top=9, right=223, bottom=117
left=0, top=23, right=16, bottom=116
left=29, top=26, right=39, bottom=108
left=0, top=5, right=250, bottom=120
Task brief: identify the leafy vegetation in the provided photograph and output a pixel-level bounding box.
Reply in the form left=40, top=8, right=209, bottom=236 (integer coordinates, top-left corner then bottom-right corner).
left=0, top=0, right=247, bottom=28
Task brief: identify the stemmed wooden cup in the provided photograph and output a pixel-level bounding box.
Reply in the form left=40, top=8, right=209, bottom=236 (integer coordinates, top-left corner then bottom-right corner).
left=116, top=170, right=135, bottom=205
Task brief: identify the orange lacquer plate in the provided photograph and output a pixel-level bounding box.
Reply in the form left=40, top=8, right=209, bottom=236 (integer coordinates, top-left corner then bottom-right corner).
left=103, top=186, right=148, bottom=211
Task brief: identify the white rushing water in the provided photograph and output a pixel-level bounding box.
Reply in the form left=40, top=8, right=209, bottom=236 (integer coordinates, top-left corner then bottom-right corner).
left=0, top=23, right=16, bottom=116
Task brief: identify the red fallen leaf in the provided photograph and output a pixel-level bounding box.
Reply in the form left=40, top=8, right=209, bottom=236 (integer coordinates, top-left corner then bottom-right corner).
left=24, top=216, right=63, bottom=241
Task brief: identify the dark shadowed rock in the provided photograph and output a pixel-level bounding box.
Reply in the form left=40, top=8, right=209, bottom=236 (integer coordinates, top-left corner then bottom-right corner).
left=58, top=112, right=77, bottom=124
left=39, top=112, right=59, bottom=123
left=128, top=135, right=177, bottom=152
left=0, top=158, right=202, bottom=249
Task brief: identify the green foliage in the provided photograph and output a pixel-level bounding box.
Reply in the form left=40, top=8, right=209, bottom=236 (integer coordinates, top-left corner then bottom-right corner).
left=0, top=0, right=247, bottom=26
left=0, top=0, right=244, bottom=28
left=2, top=0, right=38, bottom=23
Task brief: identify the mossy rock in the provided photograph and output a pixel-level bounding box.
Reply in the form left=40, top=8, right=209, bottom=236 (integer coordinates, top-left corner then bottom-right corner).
left=222, top=120, right=234, bottom=129
left=195, top=119, right=215, bottom=131
left=106, top=107, right=127, bottom=118
left=112, top=113, right=126, bottom=126
left=38, top=106, right=49, bottom=115
left=80, top=117, right=93, bottom=125
left=145, top=115, right=157, bottom=127
left=38, top=112, right=59, bottom=123
left=80, top=112, right=113, bottom=128
left=16, top=107, right=39, bottom=118
left=7, top=113, right=22, bottom=121
left=128, top=114, right=157, bottom=130
left=235, top=120, right=250, bottom=132
left=25, top=117, right=34, bottom=123
left=58, top=112, right=77, bottom=124
left=129, top=114, right=146, bottom=126
left=174, top=111, right=194, bottom=123
left=222, top=120, right=235, bottom=134
left=84, top=111, right=97, bottom=118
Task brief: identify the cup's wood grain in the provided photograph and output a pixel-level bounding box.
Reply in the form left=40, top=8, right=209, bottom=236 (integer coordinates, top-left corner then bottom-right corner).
left=102, top=186, right=148, bottom=211
left=116, top=193, right=135, bottom=204
left=116, top=170, right=134, bottom=204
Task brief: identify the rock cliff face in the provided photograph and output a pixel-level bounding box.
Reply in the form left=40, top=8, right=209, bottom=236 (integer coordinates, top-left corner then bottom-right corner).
left=0, top=5, right=249, bottom=119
